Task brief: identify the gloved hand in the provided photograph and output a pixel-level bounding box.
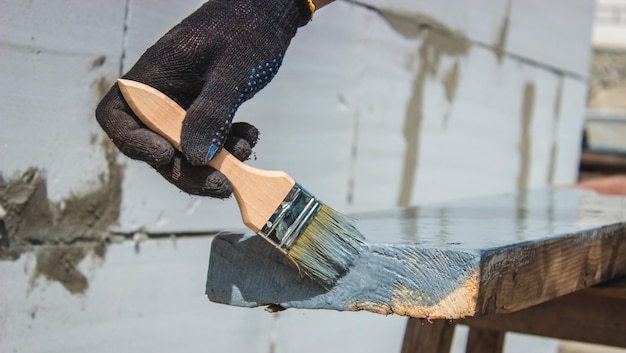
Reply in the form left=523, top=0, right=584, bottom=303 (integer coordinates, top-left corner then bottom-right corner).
left=96, top=0, right=314, bottom=198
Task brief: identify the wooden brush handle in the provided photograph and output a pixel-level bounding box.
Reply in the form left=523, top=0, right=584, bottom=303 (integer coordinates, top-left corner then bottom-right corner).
left=117, top=79, right=295, bottom=232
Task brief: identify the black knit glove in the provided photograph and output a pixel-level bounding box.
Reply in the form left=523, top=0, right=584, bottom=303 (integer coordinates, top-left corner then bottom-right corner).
left=96, top=0, right=313, bottom=198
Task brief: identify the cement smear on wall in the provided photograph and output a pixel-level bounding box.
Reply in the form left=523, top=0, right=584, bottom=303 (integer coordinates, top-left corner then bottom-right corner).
left=518, top=82, right=535, bottom=191
left=370, top=7, right=471, bottom=206
left=0, top=137, right=122, bottom=294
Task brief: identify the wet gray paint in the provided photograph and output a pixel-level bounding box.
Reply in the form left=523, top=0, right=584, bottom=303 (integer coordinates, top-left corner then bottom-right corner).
left=206, top=189, right=625, bottom=316
left=514, top=192, right=529, bottom=241
left=207, top=232, right=479, bottom=316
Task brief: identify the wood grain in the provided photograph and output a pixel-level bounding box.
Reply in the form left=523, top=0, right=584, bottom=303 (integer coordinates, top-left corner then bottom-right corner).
left=476, top=223, right=626, bottom=315
left=206, top=188, right=626, bottom=319
left=460, top=279, right=626, bottom=347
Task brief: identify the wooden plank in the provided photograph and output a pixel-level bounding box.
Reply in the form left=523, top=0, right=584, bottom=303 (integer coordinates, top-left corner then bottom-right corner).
left=465, top=328, right=505, bottom=353
left=207, top=231, right=482, bottom=319
left=401, top=319, right=455, bottom=353
left=460, top=283, right=626, bottom=348
left=206, top=188, right=626, bottom=318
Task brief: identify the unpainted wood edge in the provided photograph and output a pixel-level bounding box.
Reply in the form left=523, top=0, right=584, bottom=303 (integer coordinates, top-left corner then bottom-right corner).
left=347, top=270, right=480, bottom=319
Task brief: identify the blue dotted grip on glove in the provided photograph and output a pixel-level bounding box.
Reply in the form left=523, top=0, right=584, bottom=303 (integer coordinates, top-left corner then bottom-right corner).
left=206, top=53, right=283, bottom=162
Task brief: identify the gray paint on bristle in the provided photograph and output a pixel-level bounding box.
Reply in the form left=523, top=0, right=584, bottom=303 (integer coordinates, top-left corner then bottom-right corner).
left=206, top=189, right=626, bottom=318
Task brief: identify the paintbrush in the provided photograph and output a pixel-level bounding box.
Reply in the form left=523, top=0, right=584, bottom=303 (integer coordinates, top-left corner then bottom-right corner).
left=116, top=79, right=366, bottom=288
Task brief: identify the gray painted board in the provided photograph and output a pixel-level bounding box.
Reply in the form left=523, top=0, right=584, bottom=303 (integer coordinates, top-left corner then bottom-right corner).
left=206, top=188, right=626, bottom=318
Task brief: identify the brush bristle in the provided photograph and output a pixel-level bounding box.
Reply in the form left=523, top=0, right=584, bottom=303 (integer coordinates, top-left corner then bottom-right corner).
left=286, top=204, right=367, bottom=289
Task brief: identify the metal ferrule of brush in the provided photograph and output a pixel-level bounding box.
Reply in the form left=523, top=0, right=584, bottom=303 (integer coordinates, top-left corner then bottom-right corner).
left=258, top=184, right=322, bottom=254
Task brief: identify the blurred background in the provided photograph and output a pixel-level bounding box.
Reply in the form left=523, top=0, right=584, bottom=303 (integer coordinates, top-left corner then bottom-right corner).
left=1, top=0, right=625, bottom=352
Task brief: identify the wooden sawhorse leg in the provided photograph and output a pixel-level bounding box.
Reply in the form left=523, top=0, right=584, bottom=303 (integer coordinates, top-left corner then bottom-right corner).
left=401, top=319, right=455, bottom=353
left=465, top=327, right=505, bottom=353
left=401, top=319, right=505, bottom=353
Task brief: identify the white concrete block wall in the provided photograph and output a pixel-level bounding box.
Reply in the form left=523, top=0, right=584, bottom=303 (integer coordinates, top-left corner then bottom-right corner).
left=116, top=0, right=593, bottom=234
left=1, top=0, right=595, bottom=352
left=1, top=238, right=277, bottom=353
left=2, top=238, right=562, bottom=353
left=1, top=0, right=126, bottom=202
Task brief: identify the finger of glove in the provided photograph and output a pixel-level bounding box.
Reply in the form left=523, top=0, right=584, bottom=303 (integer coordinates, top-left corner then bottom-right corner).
left=154, top=152, right=233, bottom=198
left=223, top=136, right=254, bottom=162
left=96, top=85, right=175, bottom=166
left=180, top=83, right=237, bottom=166
left=229, top=122, right=260, bottom=149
